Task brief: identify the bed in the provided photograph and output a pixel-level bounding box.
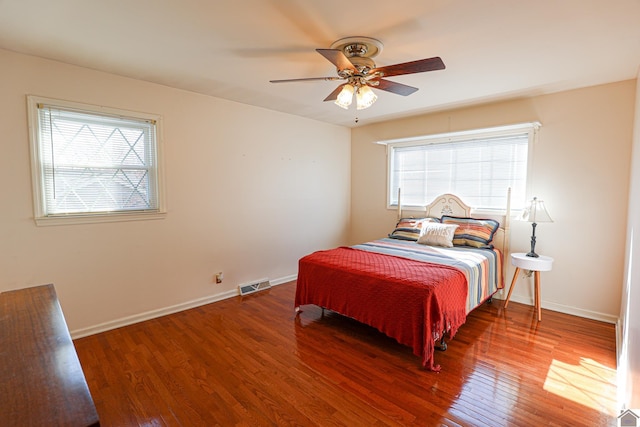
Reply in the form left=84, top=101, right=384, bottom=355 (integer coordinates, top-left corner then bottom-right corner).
left=294, top=192, right=511, bottom=371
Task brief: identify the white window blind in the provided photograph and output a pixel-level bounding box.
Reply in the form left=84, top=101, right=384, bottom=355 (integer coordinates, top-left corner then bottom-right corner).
left=28, top=96, right=165, bottom=224
left=385, top=123, right=538, bottom=211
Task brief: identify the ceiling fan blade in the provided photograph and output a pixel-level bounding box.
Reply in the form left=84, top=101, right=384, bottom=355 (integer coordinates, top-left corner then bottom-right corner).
left=316, top=49, right=356, bottom=72
left=371, top=56, right=445, bottom=78
left=373, top=79, right=419, bottom=96
left=270, top=76, right=343, bottom=83
left=323, top=84, right=347, bottom=102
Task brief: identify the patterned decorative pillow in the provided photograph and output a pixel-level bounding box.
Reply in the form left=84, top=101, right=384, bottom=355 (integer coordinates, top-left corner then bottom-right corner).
left=440, top=216, right=500, bottom=248
left=388, top=217, right=439, bottom=241
left=417, top=223, right=459, bottom=247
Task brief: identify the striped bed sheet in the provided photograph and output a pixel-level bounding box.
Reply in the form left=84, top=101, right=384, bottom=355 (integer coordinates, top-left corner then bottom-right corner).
left=352, top=238, right=504, bottom=314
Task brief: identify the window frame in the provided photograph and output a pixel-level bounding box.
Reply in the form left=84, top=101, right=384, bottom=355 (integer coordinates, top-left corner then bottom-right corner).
left=27, top=95, right=167, bottom=226
left=379, top=122, right=540, bottom=213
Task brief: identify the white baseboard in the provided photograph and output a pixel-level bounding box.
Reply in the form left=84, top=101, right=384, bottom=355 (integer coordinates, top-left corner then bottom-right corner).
left=70, top=274, right=298, bottom=339
left=72, top=274, right=616, bottom=339
left=500, top=294, right=618, bottom=324
left=271, top=274, right=297, bottom=286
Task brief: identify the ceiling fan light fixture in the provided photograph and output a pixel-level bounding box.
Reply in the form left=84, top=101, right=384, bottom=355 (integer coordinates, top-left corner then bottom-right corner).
left=356, top=85, right=377, bottom=110
left=334, top=84, right=354, bottom=109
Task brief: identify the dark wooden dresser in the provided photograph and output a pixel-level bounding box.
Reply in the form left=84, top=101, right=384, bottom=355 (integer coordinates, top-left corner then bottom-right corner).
left=0, top=284, right=100, bottom=426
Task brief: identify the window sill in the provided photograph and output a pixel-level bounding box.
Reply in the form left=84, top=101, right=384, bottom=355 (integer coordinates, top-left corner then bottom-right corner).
left=34, top=211, right=167, bottom=227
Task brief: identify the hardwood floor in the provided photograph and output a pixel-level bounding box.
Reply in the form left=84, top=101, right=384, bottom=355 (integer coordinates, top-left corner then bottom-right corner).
left=74, top=282, right=617, bottom=426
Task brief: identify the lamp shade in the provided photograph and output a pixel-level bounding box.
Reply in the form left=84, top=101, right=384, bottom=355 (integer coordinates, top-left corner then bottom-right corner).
left=520, top=197, right=553, bottom=223
left=356, top=85, right=377, bottom=110
left=334, top=84, right=354, bottom=109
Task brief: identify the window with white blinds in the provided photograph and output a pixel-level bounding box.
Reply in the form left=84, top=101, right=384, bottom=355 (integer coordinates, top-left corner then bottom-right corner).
left=384, top=123, right=539, bottom=211
left=27, top=96, right=165, bottom=225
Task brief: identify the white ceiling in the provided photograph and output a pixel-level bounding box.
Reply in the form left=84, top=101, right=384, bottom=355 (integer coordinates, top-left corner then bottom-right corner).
left=1, top=0, right=639, bottom=127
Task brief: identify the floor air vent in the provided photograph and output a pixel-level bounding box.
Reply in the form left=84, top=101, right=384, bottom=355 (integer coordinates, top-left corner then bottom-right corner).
left=238, top=278, right=271, bottom=296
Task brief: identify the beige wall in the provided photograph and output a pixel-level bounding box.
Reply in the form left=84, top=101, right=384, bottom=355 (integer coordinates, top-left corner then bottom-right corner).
left=1, top=45, right=635, bottom=337
left=351, top=80, right=636, bottom=321
left=0, top=48, right=351, bottom=335
left=619, top=73, right=640, bottom=410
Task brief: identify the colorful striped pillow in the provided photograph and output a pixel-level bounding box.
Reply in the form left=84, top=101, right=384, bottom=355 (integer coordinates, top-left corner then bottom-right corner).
left=388, top=217, right=439, bottom=241
left=441, top=216, right=499, bottom=248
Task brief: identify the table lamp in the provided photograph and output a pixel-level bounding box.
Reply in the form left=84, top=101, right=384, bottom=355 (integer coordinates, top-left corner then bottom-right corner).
left=520, top=197, right=553, bottom=257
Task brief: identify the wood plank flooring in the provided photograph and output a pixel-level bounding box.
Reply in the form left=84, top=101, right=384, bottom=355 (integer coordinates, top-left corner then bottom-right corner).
left=73, top=282, right=617, bottom=426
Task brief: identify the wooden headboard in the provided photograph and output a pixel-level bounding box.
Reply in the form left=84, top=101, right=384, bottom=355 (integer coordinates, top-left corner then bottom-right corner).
left=423, top=193, right=473, bottom=218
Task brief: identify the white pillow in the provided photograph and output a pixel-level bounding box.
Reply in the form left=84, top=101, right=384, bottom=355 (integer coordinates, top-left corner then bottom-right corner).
left=417, top=223, right=459, bottom=247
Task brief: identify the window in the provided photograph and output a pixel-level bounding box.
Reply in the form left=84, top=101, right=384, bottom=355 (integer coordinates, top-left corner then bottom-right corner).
left=382, top=122, right=540, bottom=211
left=27, top=96, right=165, bottom=225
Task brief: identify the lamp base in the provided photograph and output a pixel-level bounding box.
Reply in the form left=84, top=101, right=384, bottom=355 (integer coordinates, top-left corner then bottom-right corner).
left=527, top=222, right=539, bottom=258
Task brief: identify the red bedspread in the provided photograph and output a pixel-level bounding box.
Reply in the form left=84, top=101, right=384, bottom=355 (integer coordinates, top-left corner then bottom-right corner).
left=295, top=247, right=468, bottom=371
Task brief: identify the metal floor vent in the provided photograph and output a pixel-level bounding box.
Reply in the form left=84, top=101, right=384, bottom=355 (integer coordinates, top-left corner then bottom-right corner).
left=238, top=278, right=271, bottom=296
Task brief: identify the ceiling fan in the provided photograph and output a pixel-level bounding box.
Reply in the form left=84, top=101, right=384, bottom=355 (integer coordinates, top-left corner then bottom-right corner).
left=270, top=36, right=445, bottom=110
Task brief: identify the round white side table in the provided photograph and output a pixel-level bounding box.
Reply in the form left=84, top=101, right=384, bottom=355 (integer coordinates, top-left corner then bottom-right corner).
left=504, top=252, right=554, bottom=321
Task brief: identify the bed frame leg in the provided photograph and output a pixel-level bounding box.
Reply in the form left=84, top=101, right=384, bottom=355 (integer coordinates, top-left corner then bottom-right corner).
left=435, top=335, right=447, bottom=351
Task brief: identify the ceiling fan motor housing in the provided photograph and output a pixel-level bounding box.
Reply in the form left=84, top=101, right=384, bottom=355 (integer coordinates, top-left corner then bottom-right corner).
left=338, top=56, right=376, bottom=76
left=332, top=37, right=383, bottom=77
left=344, top=43, right=369, bottom=57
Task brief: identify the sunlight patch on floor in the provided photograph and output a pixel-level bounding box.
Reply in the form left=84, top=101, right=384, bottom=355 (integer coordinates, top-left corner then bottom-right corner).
left=544, top=357, right=617, bottom=416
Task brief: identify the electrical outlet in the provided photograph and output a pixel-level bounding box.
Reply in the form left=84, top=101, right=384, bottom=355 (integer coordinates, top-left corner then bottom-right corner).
left=215, top=272, right=223, bottom=284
